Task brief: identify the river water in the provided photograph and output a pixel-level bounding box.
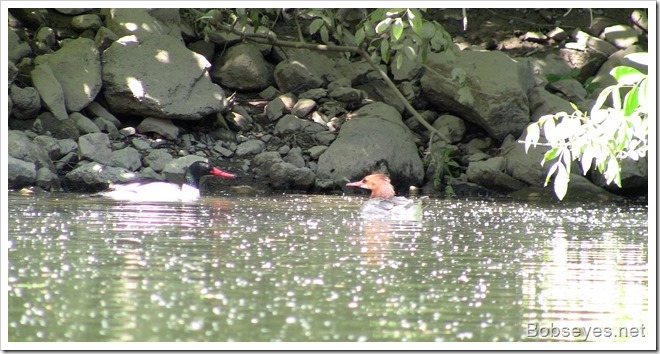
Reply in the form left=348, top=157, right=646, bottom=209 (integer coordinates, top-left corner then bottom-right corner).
left=6, top=191, right=649, bottom=345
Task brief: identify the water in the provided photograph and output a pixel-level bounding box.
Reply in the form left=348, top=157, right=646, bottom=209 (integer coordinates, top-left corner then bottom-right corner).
left=6, top=191, right=648, bottom=343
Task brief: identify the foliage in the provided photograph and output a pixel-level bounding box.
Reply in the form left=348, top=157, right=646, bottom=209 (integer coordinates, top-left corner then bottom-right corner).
left=523, top=53, right=649, bottom=200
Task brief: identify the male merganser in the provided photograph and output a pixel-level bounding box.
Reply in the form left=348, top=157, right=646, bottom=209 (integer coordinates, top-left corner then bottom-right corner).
left=346, top=173, right=423, bottom=221
left=96, top=161, right=235, bottom=202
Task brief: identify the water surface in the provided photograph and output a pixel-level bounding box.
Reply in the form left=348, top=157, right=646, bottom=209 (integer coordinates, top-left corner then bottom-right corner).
left=7, top=192, right=648, bottom=343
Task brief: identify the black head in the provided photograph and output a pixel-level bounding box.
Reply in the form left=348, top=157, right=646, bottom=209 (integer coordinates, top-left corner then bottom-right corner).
left=184, top=161, right=235, bottom=188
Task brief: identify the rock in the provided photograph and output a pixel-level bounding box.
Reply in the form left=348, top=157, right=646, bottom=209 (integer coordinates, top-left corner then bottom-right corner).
left=528, top=87, right=577, bottom=122
left=284, top=147, right=305, bottom=168
left=328, top=87, right=363, bottom=106
left=432, top=114, right=466, bottom=144
left=273, top=59, right=325, bottom=95
left=8, top=28, right=32, bottom=63
left=54, top=9, right=93, bottom=15
left=131, top=138, right=152, bottom=151
left=510, top=174, right=622, bottom=202
left=210, top=43, right=275, bottom=92
left=71, top=14, right=103, bottom=32
left=144, top=149, right=173, bottom=172
left=8, top=156, right=36, bottom=189
left=102, top=8, right=182, bottom=41
left=70, top=112, right=101, bottom=134
left=570, top=30, right=618, bottom=57
left=253, top=151, right=284, bottom=176
left=314, top=131, right=336, bottom=146
left=316, top=102, right=424, bottom=190
left=307, top=145, right=327, bottom=160
left=33, top=135, right=60, bottom=160
left=258, top=86, right=283, bottom=100
left=137, top=117, right=179, bottom=140
left=9, top=85, right=41, bottom=120
left=94, top=26, right=119, bottom=52
left=269, top=162, right=316, bottom=190
left=235, top=139, right=266, bottom=157
left=78, top=132, right=112, bottom=163
left=34, top=37, right=102, bottom=112
left=62, top=162, right=138, bottom=192
left=86, top=101, right=121, bottom=127
left=188, top=40, right=215, bottom=63
left=291, top=98, right=317, bottom=118
left=466, top=156, right=528, bottom=194
left=501, top=133, right=551, bottom=186
left=102, top=34, right=224, bottom=120
left=447, top=178, right=504, bottom=198
left=355, top=81, right=404, bottom=113
left=30, top=62, right=68, bottom=120
left=94, top=117, right=121, bottom=139
left=630, top=10, right=648, bottom=32
left=546, top=78, right=588, bottom=102
left=601, top=24, right=639, bottom=49
left=589, top=45, right=646, bottom=98
left=35, top=166, right=59, bottom=191
left=33, top=112, right=79, bottom=140
left=421, top=50, right=533, bottom=141
left=546, top=27, right=568, bottom=42
left=265, top=93, right=297, bottom=121
left=299, top=88, right=328, bottom=100
left=110, top=147, right=143, bottom=171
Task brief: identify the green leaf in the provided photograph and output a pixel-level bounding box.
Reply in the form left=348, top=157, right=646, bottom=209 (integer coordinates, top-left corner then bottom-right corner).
left=381, top=39, right=391, bottom=63
left=355, top=28, right=366, bottom=45
left=395, top=51, right=403, bottom=69
left=392, top=18, right=404, bottom=40
left=402, top=44, right=416, bottom=60
left=553, top=163, right=569, bottom=200
left=407, top=9, right=423, bottom=35
left=375, top=18, right=392, bottom=34
left=604, top=157, right=621, bottom=186
left=421, top=21, right=435, bottom=39
left=320, top=26, right=329, bottom=44
left=545, top=162, right=559, bottom=186
left=542, top=115, right=557, bottom=142
left=543, top=146, right=560, bottom=163
left=546, top=73, right=562, bottom=83
left=580, top=145, right=596, bottom=174
left=309, top=18, right=324, bottom=35
left=365, top=22, right=377, bottom=37
left=623, top=85, right=639, bottom=116
left=610, top=66, right=645, bottom=84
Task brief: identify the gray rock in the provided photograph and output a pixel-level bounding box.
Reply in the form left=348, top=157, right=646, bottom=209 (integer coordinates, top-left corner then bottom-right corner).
left=274, top=59, right=324, bottom=95
left=58, top=139, right=78, bottom=157
left=131, top=138, right=152, bottom=151
left=144, top=149, right=173, bottom=172
left=94, top=26, right=119, bottom=52
left=299, top=88, right=328, bottom=100
left=601, top=24, right=639, bottom=49
left=8, top=156, right=36, bottom=189
left=33, top=135, right=60, bottom=160
left=102, top=34, right=224, bottom=120
left=235, top=139, right=266, bottom=157
left=269, top=162, right=316, bottom=189
left=137, top=117, right=179, bottom=140
left=510, top=174, right=622, bottom=202
left=93, top=117, right=121, bottom=139
left=265, top=93, right=297, bottom=121
left=87, top=101, right=121, bottom=127
left=54, top=9, right=93, bottom=15
left=34, top=37, right=101, bottom=112
left=328, top=87, right=363, bottom=104
left=101, top=8, right=182, bottom=41
left=210, top=43, right=274, bottom=92
left=421, top=50, right=533, bottom=141
left=528, top=87, right=577, bottom=122
left=110, top=147, right=143, bottom=171
left=31, top=63, right=68, bottom=120
left=258, top=86, right=283, bottom=100
left=138, top=166, right=165, bottom=181
left=466, top=156, right=528, bottom=193
left=501, top=133, right=551, bottom=186
left=432, top=114, right=466, bottom=144
left=307, top=145, right=327, bottom=160
left=213, top=142, right=234, bottom=158
left=355, top=81, right=404, bottom=113
left=9, top=85, right=41, bottom=120
left=33, top=112, right=79, bottom=140
left=316, top=102, right=424, bottom=190
left=78, top=132, right=112, bottom=163
left=547, top=78, right=588, bottom=102
left=284, top=147, right=305, bottom=168
left=314, top=131, right=337, bottom=146
left=35, top=166, right=59, bottom=191
left=291, top=98, right=317, bottom=118
left=63, top=162, right=138, bottom=192
left=71, top=14, right=103, bottom=31
left=70, top=112, right=101, bottom=134
left=8, top=28, right=32, bottom=63
left=252, top=151, right=284, bottom=176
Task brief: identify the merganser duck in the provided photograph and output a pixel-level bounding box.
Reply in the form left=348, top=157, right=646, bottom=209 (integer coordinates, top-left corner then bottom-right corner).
left=96, top=161, right=235, bottom=202
left=346, top=173, right=423, bottom=221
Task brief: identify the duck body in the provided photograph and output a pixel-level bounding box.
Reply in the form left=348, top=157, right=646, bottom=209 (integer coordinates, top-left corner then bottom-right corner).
left=346, top=174, right=423, bottom=221
left=96, top=161, right=235, bottom=202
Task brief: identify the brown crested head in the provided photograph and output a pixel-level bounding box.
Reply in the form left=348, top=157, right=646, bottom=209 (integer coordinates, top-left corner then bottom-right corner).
left=346, top=173, right=395, bottom=199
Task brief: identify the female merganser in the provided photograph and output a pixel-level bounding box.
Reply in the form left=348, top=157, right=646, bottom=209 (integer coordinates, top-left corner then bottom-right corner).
left=96, top=161, right=235, bottom=202
left=346, top=173, right=423, bottom=221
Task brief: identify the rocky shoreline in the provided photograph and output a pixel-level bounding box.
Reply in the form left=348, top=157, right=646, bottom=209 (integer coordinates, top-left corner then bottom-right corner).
left=7, top=8, right=648, bottom=202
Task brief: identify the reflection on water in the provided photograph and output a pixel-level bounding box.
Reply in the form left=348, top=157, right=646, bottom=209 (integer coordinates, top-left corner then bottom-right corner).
left=7, top=192, right=648, bottom=343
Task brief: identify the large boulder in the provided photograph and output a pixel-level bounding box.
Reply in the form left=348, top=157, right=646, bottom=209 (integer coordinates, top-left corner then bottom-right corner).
left=316, top=102, right=424, bottom=191
left=101, top=8, right=183, bottom=41
left=102, top=34, right=225, bottom=120
left=210, top=43, right=275, bottom=92
left=33, top=37, right=102, bottom=112
left=421, top=50, right=534, bottom=141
